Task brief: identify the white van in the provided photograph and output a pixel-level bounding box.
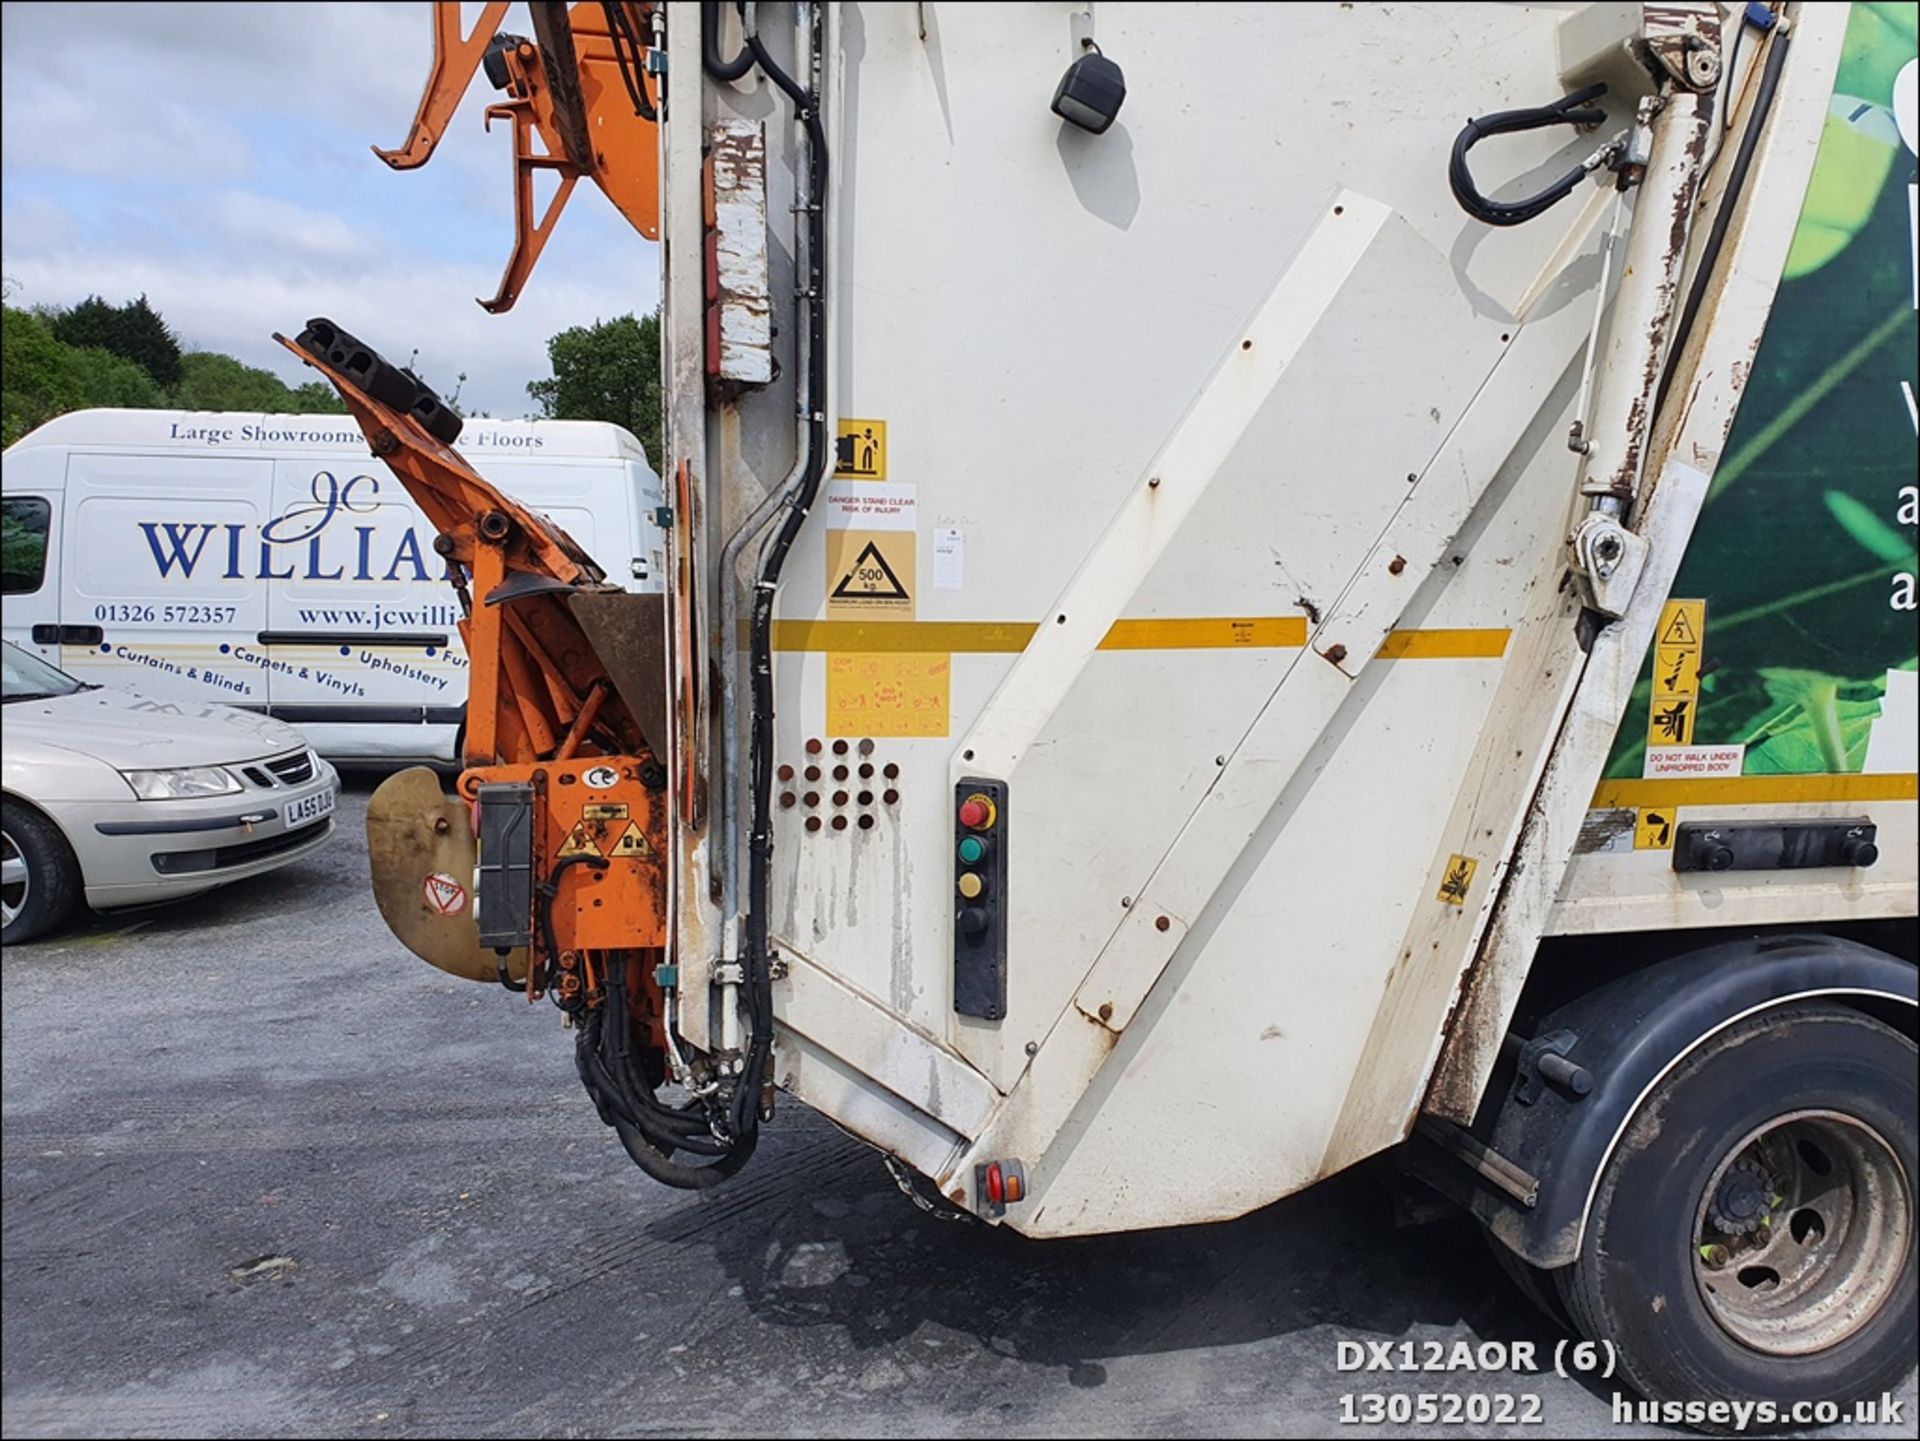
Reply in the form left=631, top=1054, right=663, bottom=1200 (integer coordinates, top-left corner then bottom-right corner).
left=1, top=409, right=664, bottom=761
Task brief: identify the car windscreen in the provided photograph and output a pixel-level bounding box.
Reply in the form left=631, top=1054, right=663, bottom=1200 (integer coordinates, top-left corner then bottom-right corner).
left=1, top=643, right=85, bottom=701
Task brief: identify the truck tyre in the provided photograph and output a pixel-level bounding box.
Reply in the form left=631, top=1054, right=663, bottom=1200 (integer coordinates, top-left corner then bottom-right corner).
left=1557, top=1003, right=1916, bottom=1419
left=1485, top=1228, right=1572, bottom=1332
left=1, top=802, right=81, bottom=945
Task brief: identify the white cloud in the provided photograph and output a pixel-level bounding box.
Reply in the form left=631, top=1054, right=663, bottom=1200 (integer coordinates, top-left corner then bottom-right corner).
left=0, top=77, right=255, bottom=181
left=207, top=192, right=376, bottom=269
left=0, top=2, right=663, bottom=418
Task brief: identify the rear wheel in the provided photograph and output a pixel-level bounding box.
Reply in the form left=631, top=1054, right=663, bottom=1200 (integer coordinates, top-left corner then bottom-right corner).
left=1, top=803, right=81, bottom=945
left=1559, top=1004, right=1916, bottom=1416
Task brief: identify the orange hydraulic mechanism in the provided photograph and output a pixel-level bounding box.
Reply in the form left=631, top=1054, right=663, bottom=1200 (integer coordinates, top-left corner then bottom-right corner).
left=374, top=2, right=661, bottom=311
left=279, top=317, right=752, bottom=1188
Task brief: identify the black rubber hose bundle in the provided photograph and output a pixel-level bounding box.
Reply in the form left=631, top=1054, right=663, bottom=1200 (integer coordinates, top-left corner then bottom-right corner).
left=1450, top=83, right=1611, bottom=227
left=602, top=2, right=658, bottom=122
left=1655, top=25, right=1792, bottom=421
left=738, top=22, right=828, bottom=1150
left=701, top=1, right=754, bottom=82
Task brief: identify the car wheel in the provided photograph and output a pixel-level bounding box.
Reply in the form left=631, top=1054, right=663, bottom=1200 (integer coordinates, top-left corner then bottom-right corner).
left=1557, top=1003, right=1917, bottom=1416
left=1, top=802, right=81, bottom=945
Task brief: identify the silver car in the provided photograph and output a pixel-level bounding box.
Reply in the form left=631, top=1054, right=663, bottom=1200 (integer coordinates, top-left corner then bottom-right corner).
left=1, top=642, right=340, bottom=943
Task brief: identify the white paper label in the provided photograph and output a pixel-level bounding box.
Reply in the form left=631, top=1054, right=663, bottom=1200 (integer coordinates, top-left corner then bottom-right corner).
left=823, top=481, right=916, bottom=530
left=933, top=527, right=965, bottom=589
left=1643, top=744, right=1745, bottom=779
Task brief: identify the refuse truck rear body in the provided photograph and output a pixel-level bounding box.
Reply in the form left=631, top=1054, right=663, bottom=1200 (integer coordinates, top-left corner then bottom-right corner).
left=321, top=0, right=1916, bottom=1413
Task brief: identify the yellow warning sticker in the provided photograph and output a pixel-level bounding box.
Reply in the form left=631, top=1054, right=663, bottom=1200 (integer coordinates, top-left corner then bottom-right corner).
left=610, top=822, right=653, bottom=858
left=582, top=802, right=629, bottom=821
left=833, top=418, right=887, bottom=480
left=1648, top=599, right=1706, bottom=755
left=1653, top=643, right=1701, bottom=699
left=1635, top=808, right=1675, bottom=850
left=1649, top=695, right=1698, bottom=746
left=557, top=822, right=601, bottom=859
left=826, top=529, right=914, bottom=619
left=826, top=652, right=950, bottom=737
left=1657, top=599, right=1705, bottom=648
left=1437, top=854, right=1477, bottom=905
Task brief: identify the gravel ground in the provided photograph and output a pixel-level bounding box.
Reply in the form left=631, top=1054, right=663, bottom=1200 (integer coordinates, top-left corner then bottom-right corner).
left=3, top=772, right=1913, bottom=1439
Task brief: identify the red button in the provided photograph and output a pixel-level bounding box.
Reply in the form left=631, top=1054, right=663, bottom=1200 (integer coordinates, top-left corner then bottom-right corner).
left=959, top=795, right=995, bottom=829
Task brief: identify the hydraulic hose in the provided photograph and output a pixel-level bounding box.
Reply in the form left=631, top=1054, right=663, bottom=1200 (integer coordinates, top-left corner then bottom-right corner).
left=738, top=18, right=828, bottom=1146
left=702, top=1, right=754, bottom=82
left=1654, top=24, right=1791, bottom=421
left=1450, top=84, right=1614, bottom=227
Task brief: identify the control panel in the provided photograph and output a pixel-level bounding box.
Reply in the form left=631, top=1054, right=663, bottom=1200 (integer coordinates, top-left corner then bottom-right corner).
left=953, top=778, right=1009, bottom=1020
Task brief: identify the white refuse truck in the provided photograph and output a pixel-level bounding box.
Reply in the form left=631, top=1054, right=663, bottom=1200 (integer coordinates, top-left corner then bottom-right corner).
left=297, top=0, right=1913, bottom=1417
left=0, top=410, right=665, bottom=759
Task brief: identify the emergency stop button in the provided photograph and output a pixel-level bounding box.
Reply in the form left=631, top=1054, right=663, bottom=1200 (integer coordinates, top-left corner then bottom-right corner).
left=959, top=793, right=997, bottom=830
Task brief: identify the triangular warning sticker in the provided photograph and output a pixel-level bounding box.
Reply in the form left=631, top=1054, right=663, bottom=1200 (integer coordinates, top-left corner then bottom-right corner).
left=1660, top=611, right=1698, bottom=646
left=610, top=821, right=653, bottom=858
left=557, top=823, right=601, bottom=859
left=831, top=541, right=909, bottom=601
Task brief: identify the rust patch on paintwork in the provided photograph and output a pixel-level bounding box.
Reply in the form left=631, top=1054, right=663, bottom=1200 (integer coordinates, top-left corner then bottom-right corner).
left=1388, top=555, right=1407, bottom=576
left=1609, top=94, right=1713, bottom=503
left=1323, top=643, right=1348, bottom=666
left=1083, top=1007, right=1121, bottom=1044
left=1426, top=792, right=1549, bottom=1122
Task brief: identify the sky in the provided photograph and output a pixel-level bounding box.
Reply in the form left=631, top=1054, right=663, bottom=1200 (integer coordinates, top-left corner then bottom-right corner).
left=0, top=1, right=661, bottom=417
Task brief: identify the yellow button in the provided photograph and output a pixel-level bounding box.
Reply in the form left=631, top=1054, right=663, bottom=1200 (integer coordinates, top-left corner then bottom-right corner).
left=957, top=872, right=984, bottom=899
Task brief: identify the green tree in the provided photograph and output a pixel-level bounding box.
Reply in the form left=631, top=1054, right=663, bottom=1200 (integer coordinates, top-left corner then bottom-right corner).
left=171, top=350, right=344, bottom=414
left=2, top=306, right=165, bottom=445
left=527, top=311, right=661, bottom=466
left=51, top=293, right=183, bottom=388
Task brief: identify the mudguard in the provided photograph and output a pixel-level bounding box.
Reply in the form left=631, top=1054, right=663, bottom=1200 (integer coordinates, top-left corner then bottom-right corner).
left=1471, top=934, right=1917, bottom=1269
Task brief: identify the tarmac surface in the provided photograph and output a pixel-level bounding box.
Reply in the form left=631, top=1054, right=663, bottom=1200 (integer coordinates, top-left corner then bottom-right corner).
left=3, top=773, right=1913, bottom=1438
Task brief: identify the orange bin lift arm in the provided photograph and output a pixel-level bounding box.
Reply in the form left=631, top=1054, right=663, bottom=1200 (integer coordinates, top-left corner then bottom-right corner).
left=275, top=321, right=661, bottom=778
left=376, top=2, right=661, bottom=311
left=371, top=1, right=514, bottom=170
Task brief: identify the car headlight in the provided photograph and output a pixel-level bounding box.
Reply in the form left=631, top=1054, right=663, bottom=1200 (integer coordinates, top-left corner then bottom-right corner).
left=121, top=766, right=243, bottom=801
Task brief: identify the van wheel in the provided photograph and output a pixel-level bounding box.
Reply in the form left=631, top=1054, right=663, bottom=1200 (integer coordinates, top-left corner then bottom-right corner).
left=1, top=803, right=81, bottom=944
left=1557, top=1004, right=1916, bottom=1415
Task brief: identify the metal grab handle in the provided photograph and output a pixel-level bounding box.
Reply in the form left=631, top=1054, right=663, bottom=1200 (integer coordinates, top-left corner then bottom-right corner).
left=1449, top=83, right=1617, bottom=227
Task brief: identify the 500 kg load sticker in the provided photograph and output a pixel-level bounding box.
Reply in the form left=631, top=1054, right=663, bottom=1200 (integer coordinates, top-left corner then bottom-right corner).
left=826, top=529, right=914, bottom=619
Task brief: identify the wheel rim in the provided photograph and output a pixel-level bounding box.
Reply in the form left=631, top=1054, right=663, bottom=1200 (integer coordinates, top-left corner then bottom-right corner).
left=1692, top=1108, right=1912, bottom=1356
left=1, top=829, right=28, bottom=929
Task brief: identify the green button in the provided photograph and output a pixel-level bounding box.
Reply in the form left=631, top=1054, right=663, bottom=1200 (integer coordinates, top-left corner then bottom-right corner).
left=957, top=835, right=986, bottom=865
